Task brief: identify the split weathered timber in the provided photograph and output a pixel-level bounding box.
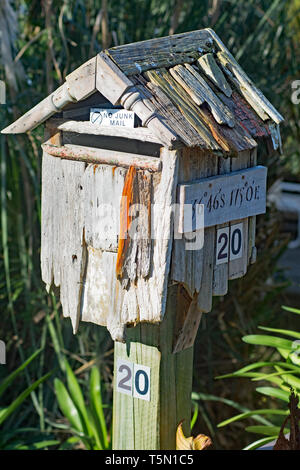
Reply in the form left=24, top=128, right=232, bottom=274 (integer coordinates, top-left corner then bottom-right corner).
left=171, top=150, right=219, bottom=352
left=145, top=69, right=221, bottom=151
left=197, top=53, right=232, bottom=97
left=196, top=155, right=219, bottom=313
left=107, top=29, right=213, bottom=76
left=80, top=248, right=129, bottom=342
left=133, top=75, right=206, bottom=148
left=113, top=284, right=193, bottom=450
left=216, top=50, right=284, bottom=124
left=145, top=68, right=257, bottom=155
left=47, top=118, right=165, bottom=145
left=169, top=64, right=234, bottom=127
left=41, top=135, right=86, bottom=333
left=116, top=167, right=152, bottom=283
left=41, top=143, right=162, bottom=172
left=83, top=164, right=127, bottom=252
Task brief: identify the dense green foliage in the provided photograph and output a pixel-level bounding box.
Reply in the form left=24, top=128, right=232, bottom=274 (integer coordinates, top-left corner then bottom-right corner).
left=0, top=0, right=299, bottom=450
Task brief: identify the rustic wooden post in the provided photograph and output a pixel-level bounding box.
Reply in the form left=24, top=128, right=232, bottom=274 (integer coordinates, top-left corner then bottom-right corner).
left=113, top=284, right=194, bottom=450
left=2, top=27, right=284, bottom=452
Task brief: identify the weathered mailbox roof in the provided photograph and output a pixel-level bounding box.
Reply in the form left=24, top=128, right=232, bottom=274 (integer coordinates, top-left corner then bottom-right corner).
left=2, top=28, right=283, bottom=156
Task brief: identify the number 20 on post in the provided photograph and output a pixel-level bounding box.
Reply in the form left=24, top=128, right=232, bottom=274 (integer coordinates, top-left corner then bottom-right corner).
left=116, top=358, right=151, bottom=401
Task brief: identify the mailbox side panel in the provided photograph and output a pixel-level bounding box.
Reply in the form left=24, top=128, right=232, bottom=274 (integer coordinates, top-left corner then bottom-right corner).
left=41, top=143, right=86, bottom=333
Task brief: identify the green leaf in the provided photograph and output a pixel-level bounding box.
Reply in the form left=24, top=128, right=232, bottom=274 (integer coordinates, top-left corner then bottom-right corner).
left=218, top=409, right=288, bottom=428
left=258, top=326, right=300, bottom=340
left=0, top=371, right=52, bottom=425
left=245, top=425, right=288, bottom=436
left=242, top=335, right=293, bottom=350
left=89, top=366, right=109, bottom=449
left=252, top=368, right=300, bottom=382
left=282, top=306, right=300, bottom=315
left=191, top=402, right=198, bottom=430
left=54, top=378, right=84, bottom=433
left=243, top=436, right=278, bottom=450
left=0, top=348, right=42, bottom=399
left=8, top=440, right=60, bottom=450
left=256, top=387, right=290, bottom=402
left=63, top=359, right=93, bottom=438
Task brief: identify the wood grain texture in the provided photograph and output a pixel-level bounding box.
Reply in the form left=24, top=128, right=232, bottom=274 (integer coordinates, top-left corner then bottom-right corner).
left=133, top=75, right=205, bottom=148
left=117, top=148, right=179, bottom=325
left=145, top=68, right=220, bottom=151
left=47, top=118, right=164, bottom=145
left=171, top=148, right=208, bottom=298
left=145, top=68, right=257, bottom=155
left=107, top=29, right=212, bottom=75
left=83, top=164, right=127, bottom=252
left=113, top=284, right=193, bottom=450
left=206, top=28, right=284, bottom=124
left=96, top=52, right=133, bottom=105
left=42, top=143, right=162, bottom=172
left=217, top=50, right=283, bottom=124
left=169, top=64, right=234, bottom=127
left=196, top=155, right=219, bottom=313
left=41, top=142, right=86, bottom=333
left=66, top=56, right=97, bottom=101
left=197, top=53, right=232, bottom=97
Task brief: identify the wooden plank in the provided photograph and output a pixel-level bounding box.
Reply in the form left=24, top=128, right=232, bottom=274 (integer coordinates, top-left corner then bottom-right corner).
left=107, top=29, right=213, bottom=75
left=196, top=155, right=219, bottom=313
left=41, top=144, right=86, bottom=333
left=2, top=58, right=97, bottom=134
left=178, top=165, right=267, bottom=231
left=169, top=64, right=234, bottom=127
left=145, top=68, right=257, bottom=155
left=41, top=143, right=162, bottom=172
left=212, top=156, right=231, bottom=296
left=116, top=168, right=152, bottom=283
left=171, top=148, right=207, bottom=298
left=145, top=68, right=220, bottom=151
left=83, top=164, right=127, bottom=252
left=197, top=53, right=232, bottom=97
left=47, top=118, right=164, bottom=145
left=117, top=148, right=180, bottom=325
left=133, top=75, right=205, bottom=148
left=228, top=151, right=250, bottom=280
left=112, top=284, right=193, bottom=450
left=65, top=57, right=97, bottom=101
left=113, top=338, right=161, bottom=449
left=96, top=52, right=133, bottom=105
left=217, top=50, right=284, bottom=124
left=206, top=28, right=284, bottom=124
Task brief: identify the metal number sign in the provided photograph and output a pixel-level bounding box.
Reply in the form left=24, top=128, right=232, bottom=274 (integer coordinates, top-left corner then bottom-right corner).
left=116, top=359, right=150, bottom=401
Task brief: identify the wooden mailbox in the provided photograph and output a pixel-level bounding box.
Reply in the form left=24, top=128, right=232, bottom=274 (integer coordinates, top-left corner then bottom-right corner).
left=2, top=28, right=283, bottom=449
